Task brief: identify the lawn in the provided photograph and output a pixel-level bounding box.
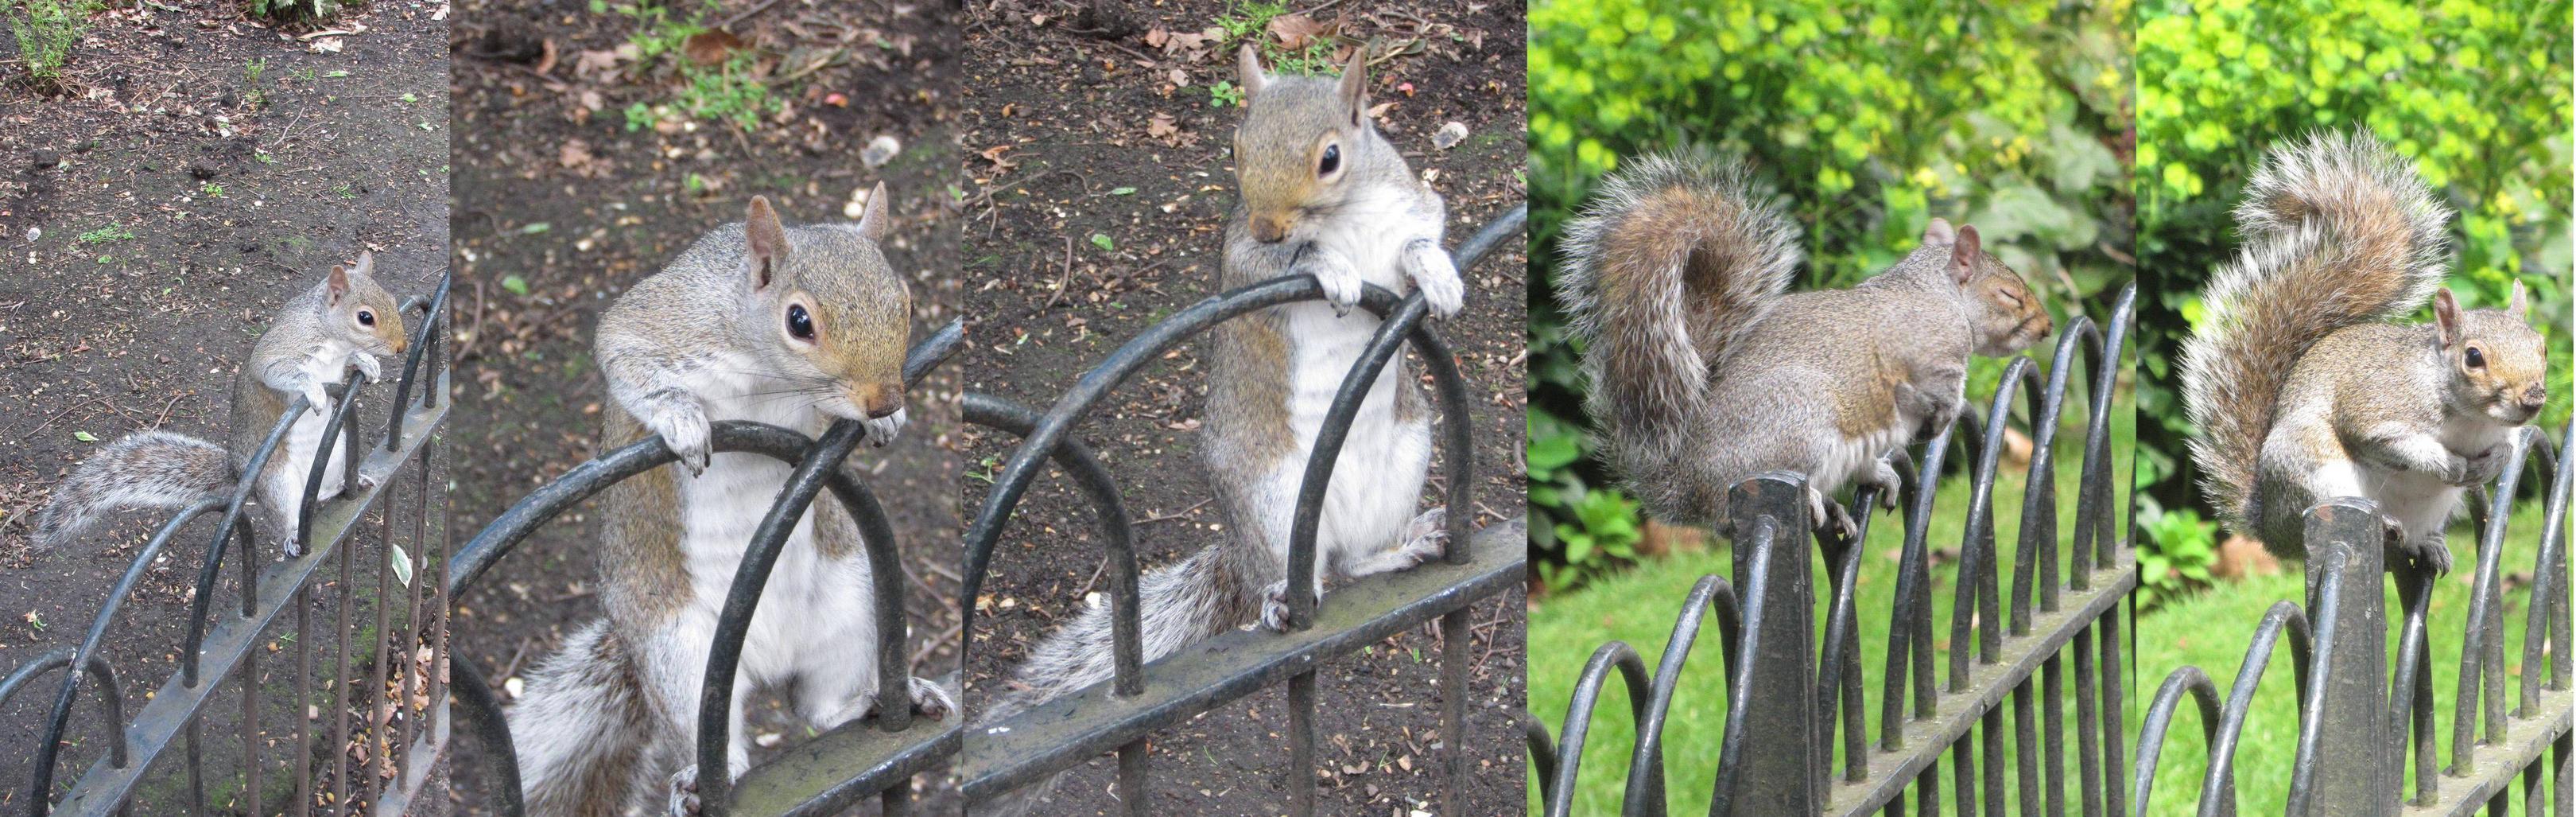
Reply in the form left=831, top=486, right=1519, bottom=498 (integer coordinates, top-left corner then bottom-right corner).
left=1527, top=383, right=2137, bottom=815
left=2135, top=488, right=2560, bottom=815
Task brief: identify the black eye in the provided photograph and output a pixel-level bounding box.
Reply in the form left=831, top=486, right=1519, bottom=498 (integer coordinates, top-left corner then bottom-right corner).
left=786, top=304, right=815, bottom=340
left=357, top=310, right=374, bottom=327
left=2465, top=347, right=2485, bottom=368
left=1318, top=144, right=1340, bottom=177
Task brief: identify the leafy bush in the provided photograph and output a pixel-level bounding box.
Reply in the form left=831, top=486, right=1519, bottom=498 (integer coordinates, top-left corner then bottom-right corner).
left=1527, top=0, right=2134, bottom=592
left=2136, top=0, right=2573, bottom=566
left=7, top=0, right=99, bottom=82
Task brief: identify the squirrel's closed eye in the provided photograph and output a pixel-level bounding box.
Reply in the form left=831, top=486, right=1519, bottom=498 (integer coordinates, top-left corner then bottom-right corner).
left=2465, top=346, right=2485, bottom=368
left=357, top=309, right=375, bottom=327
left=1318, top=144, right=1340, bottom=177
left=786, top=304, right=816, bottom=340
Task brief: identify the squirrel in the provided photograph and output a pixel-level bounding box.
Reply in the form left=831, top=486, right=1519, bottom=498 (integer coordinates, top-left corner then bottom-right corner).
left=505, top=188, right=954, bottom=817
left=2179, top=130, right=2549, bottom=574
left=34, top=255, right=408, bottom=558
left=974, top=46, right=1466, bottom=811
left=1554, top=151, right=2054, bottom=539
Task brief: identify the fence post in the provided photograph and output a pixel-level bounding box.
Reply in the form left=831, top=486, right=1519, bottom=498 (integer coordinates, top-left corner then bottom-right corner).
left=1713, top=472, right=1821, bottom=814
left=2291, top=498, right=2394, bottom=817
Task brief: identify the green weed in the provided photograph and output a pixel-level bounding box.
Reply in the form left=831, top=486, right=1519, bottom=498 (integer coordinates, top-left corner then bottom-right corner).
left=7, top=0, right=101, bottom=83
left=76, top=224, right=133, bottom=243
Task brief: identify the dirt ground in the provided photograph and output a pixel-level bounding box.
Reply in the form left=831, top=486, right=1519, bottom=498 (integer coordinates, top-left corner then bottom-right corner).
left=0, top=0, right=450, bottom=811
left=953, top=1, right=1530, bottom=813
left=444, top=0, right=960, bottom=812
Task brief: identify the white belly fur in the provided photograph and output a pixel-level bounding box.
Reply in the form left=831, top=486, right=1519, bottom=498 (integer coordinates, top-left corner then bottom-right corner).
left=669, top=360, right=879, bottom=691
left=1256, top=203, right=1437, bottom=577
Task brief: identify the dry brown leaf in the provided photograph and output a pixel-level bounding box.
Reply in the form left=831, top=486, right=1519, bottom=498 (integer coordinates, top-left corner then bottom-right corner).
left=1266, top=13, right=1333, bottom=49
left=683, top=29, right=746, bottom=66
left=1146, top=112, right=1179, bottom=141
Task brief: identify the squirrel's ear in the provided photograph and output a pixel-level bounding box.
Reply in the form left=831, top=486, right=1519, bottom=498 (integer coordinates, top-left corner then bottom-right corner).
left=326, top=265, right=350, bottom=304
left=1922, top=217, right=1955, bottom=246
left=2508, top=280, right=2530, bottom=317
left=348, top=251, right=374, bottom=281
left=1336, top=48, right=1368, bottom=126
left=1947, top=224, right=1980, bottom=285
left=746, top=195, right=790, bottom=290
left=1237, top=46, right=1267, bottom=99
left=855, top=182, right=890, bottom=243
left=2434, top=287, right=2464, bottom=346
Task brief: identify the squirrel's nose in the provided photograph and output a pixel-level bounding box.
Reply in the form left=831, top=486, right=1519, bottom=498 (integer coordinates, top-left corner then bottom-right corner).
left=2520, top=385, right=2547, bottom=414
left=858, top=383, right=904, bottom=419
left=1250, top=213, right=1291, bottom=243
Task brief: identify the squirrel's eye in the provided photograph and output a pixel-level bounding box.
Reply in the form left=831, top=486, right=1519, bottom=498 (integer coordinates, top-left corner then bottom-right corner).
left=357, top=310, right=374, bottom=327
left=1318, top=144, right=1340, bottom=177
left=786, top=304, right=815, bottom=340
left=2465, top=347, right=2485, bottom=368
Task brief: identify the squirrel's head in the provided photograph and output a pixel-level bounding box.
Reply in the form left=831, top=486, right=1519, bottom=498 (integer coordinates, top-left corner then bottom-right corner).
left=1926, top=220, right=2051, bottom=356
left=735, top=189, right=913, bottom=422
left=1232, top=45, right=1380, bottom=244
left=322, top=252, right=408, bottom=358
left=2434, top=283, right=2548, bottom=425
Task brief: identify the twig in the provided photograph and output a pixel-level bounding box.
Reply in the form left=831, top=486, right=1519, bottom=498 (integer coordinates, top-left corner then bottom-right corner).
left=1040, top=235, right=1076, bottom=311
left=1135, top=497, right=1211, bottom=525
left=715, top=0, right=790, bottom=30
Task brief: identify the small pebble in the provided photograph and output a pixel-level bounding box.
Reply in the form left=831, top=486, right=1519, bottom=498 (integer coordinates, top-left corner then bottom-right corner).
left=861, top=134, right=902, bottom=169
left=1432, top=122, right=1469, bottom=151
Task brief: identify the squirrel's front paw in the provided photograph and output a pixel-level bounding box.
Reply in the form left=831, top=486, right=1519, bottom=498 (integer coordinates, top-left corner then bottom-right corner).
left=349, top=352, right=384, bottom=383
left=862, top=408, right=907, bottom=448
left=1314, top=270, right=1364, bottom=316
left=1402, top=242, right=1464, bottom=318
left=301, top=385, right=334, bottom=418
left=2458, top=443, right=2512, bottom=486
left=647, top=403, right=714, bottom=476
left=667, top=765, right=704, bottom=817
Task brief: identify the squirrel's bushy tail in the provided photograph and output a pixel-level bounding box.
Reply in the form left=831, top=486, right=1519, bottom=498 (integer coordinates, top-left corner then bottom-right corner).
left=512, top=621, right=659, bottom=817
left=1554, top=152, right=1800, bottom=521
left=33, top=430, right=235, bottom=547
left=975, top=541, right=1267, bottom=815
left=2181, top=130, right=2450, bottom=524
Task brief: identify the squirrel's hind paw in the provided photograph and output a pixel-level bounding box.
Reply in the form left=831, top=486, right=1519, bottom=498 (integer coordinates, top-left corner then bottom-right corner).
left=906, top=677, right=956, bottom=721
left=1259, top=581, right=1295, bottom=632
left=667, top=766, right=704, bottom=817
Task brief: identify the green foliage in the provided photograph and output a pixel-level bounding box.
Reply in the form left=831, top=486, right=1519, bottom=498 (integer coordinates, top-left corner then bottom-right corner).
left=1527, top=410, right=1642, bottom=589
left=242, top=57, right=266, bottom=108
left=2136, top=499, right=2217, bottom=608
left=1527, top=0, right=2134, bottom=592
left=2136, top=0, right=2573, bottom=554
left=76, top=224, right=132, bottom=243
left=610, top=0, right=782, bottom=131
left=7, top=0, right=100, bottom=82
left=246, top=0, right=339, bottom=25
left=1207, top=80, right=1243, bottom=108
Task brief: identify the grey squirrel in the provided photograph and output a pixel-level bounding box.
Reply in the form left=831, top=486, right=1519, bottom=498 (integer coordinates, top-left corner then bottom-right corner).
left=2179, top=130, right=2549, bottom=574
left=34, top=255, right=408, bottom=557
left=1554, top=152, right=2054, bottom=537
left=974, top=46, right=1465, bottom=811
left=505, top=189, right=954, bottom=817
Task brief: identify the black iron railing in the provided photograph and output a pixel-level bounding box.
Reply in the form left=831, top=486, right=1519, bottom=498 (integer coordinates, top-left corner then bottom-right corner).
left=1529, top=283, right=2137, bottom=815
left=2133, top=421, right=2571, bottom=815
left=957, top=204, right=1529, bottom=814
left=444, top=319, right=966, bottom=817
left=6, top=270, right=455, bottom=815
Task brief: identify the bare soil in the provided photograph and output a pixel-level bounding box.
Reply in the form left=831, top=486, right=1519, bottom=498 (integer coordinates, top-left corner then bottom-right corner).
left=0, top=0, right=451, bottom=811
left=444, top=0, right=960, bottom=812
left=954, top=1, right=1530, bottom=813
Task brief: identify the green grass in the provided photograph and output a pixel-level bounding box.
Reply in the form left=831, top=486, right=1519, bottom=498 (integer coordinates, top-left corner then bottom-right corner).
left=2135, top=496, right=2557, bottom=815
left=1527, top=387, right=2136, bottom=814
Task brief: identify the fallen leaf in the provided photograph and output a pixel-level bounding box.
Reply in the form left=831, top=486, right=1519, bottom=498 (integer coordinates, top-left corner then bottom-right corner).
left=558, top=139, right=592, bottom=169
left=1267, top=13, right=1333, bottom=49
left=684, top=29, right=746, bottom=66
left=1146, top=112, right=1179, bottom=142
left=1432, top=121, right=1468, bottom=150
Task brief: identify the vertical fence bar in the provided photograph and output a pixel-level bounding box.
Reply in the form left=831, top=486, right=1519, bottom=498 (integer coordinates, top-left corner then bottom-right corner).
left=1289, top=671, right=1317, bottom=815
left=295, top=585, right=314, bottom=817
left=332, top=486, right=358, bottom=812
left=2288, top=500, right=2388, bottom=816
left=1712, top=473, right=1818, bottom=814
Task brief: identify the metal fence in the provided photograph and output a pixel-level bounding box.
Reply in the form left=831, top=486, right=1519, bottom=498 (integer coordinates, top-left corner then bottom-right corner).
left=4, top=271, right=456, bottom=815
left=444, top=318, right=966, bottom=817
left=2133, top=421, right=2572, bottom=815
left=956, top=205, right=1529, bottom=814
left=1529, top=283, right=2138, bottom=816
